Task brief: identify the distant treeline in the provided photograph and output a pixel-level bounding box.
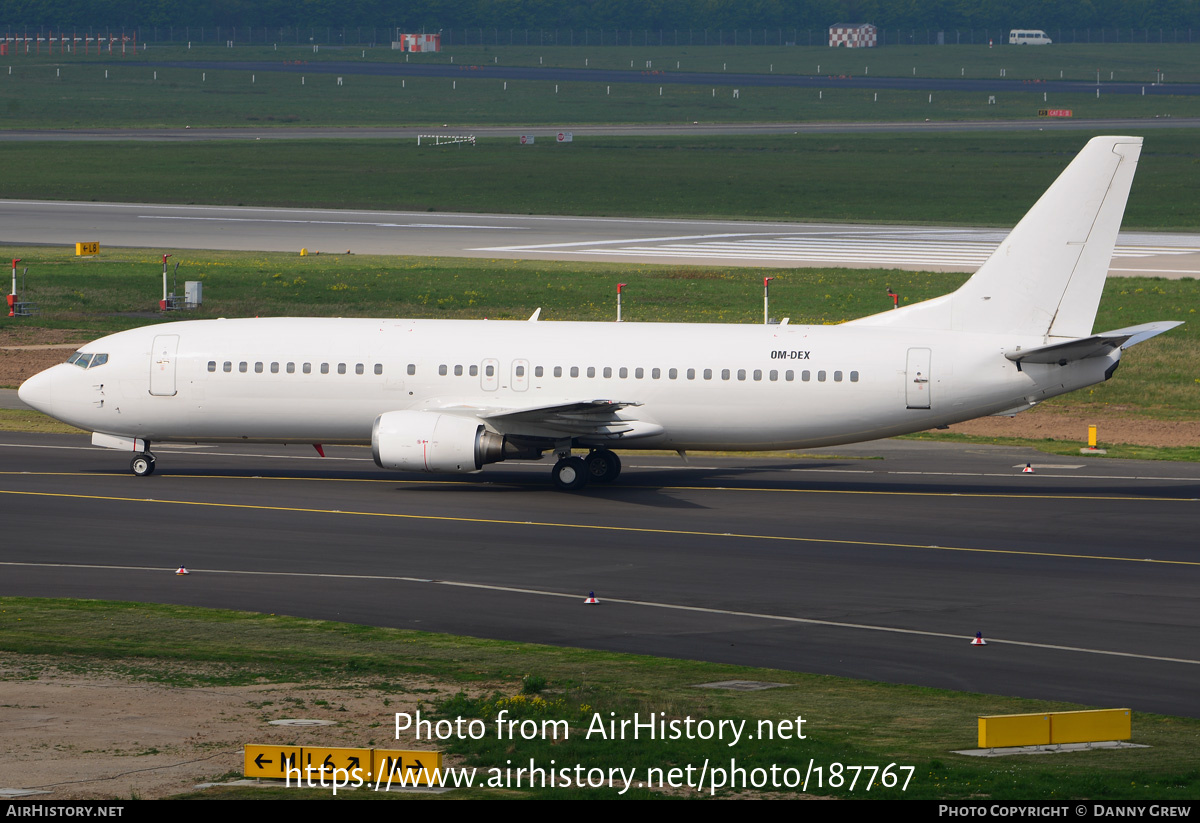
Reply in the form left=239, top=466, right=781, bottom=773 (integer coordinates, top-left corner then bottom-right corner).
left=4, top=0, right=1198, bottom=32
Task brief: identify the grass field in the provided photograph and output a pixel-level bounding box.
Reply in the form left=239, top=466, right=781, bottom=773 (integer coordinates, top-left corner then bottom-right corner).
left=2, top=51, right=1199, bottom=129
left=18, top=41, right=1200, bottom=84
left=1, top=245, right=1193, bottom=419
left=3, top=598, right=1198, bottom=800
left=2, top=132, right=1199, bottom=229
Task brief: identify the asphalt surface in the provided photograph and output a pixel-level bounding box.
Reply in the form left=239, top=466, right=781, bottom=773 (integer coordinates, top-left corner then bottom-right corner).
left=4, top=199, right=1197, bottom=275
left=2, top=432, right=1197, bottom=716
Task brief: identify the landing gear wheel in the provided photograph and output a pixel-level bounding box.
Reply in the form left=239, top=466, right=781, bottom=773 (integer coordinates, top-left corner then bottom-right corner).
left=552, top=456, right=589, bottom=491
left=585, top=449, right=621, bottom=483
left=130, top=453, right=156, bottom=477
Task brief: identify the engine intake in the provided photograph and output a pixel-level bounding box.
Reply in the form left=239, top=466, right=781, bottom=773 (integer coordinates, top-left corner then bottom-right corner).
left=372, top=410, right=511, bottom=473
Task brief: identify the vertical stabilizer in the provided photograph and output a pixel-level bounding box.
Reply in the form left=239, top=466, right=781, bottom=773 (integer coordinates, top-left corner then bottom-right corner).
left=848, top=136, right=1142, bottom=339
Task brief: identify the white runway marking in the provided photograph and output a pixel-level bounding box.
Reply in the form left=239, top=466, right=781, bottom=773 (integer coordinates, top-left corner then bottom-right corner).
left=478, top=232, right=1200, bottom=268
left=140, top=215, right=524, bottom=230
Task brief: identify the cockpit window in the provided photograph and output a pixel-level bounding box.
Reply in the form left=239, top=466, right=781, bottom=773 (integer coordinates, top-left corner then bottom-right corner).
left=65, top=351, right=108, bottom=369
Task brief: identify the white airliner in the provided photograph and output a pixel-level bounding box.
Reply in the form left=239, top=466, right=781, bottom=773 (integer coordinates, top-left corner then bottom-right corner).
left=18, top=136, right=1181, bottom=490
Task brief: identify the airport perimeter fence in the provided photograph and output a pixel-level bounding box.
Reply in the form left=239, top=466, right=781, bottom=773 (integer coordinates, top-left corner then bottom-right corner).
left=0, top=25, right=1196, bottom=48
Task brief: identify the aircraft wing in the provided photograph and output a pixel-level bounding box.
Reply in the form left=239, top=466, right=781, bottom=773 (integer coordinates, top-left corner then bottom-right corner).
left=423, top=399, right=662, bottom=440
left=1005, top=321, right=1182, bottom=365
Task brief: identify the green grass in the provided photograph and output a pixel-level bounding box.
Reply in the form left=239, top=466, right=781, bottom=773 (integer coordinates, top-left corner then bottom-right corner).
left=2, top=57, right=1199, bottom=130
left=2, top=597, right=1198, bottom=800
left=899, top=431, right=1200, bottom=462
left=0, top=246, right=1194, bottom=419
left=27, top=41, right=1200, bottom=84
left=1, top=132, right=1198, bottom=229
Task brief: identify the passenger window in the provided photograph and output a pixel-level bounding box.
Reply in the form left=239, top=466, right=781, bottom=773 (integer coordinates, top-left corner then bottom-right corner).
left=620, top=367, right=629, bottom=379
left=535, top=366, right=544, bottom=378
left=454, top=365, right=463, bottom=376
left=850, top=371, right=859, bottom=382
left=834, top=370, right=843, bottom=382
left=356, top=364, right=364, bottom=375
left=438, top=365, right=448, bottom=376
left=553, top=366, right=562, bottom=377
left=407, top=364, right=416, bottom=375
left=303, top=363, right=312, bottom=374
left=703, top=369, right=712, bottom=380
left=753, top=369, right=762, bottom=381
left=769, top=370, right=778, bottom=381
left=570, top=367, right=579, bottom=378
left=271, top=362, right=279, bottom=374
left=255, top=362, right=264, bottom=373
left=785, top=370, right=794, bottom=381
left=587, top=367, right=596, bottom=378
left=721, top=369, right=730, bottom=380
left=375, top=364, right=383, bottom=375
left=686, top=368, right=695, bottom=380
left=737, top=369, right=746, bottom=381
left=516, top=365, right=525, bottom=377
left=485, top=365, right=495, bottom=377
left=287, top=362, right=296, bottom=374
left=320, top=363, right=329, bottom=374
left=818, top=370, right=827, bottom=382
left=802, top=370, right=811, bottom=382
left=669, top=368, right=677, bottom=380
left=470, top=365, right=479, bottom=377
left=338, top=363, right=347, bottom=375
left=601, top=367, right=610, bottom=378
left=207, top=361, right=216, bottom=372
left=240, top=362, right=248, bottom=373
left=223, top=361, right=232, bottom=373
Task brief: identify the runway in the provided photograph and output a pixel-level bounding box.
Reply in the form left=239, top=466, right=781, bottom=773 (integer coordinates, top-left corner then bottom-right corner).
left=2, top=432, right=1198, bottom=716
left=3, top=199, right=1199, bottom=275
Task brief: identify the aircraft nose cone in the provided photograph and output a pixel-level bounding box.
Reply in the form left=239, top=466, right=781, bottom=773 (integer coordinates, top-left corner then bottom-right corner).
left=17, top=368, right=55, bottom=414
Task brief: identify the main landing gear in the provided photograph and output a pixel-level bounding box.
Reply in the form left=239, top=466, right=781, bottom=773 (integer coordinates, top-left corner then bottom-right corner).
left=130, top=451, right=157, bottom=476
left=551, top=449, right=621, bottom=491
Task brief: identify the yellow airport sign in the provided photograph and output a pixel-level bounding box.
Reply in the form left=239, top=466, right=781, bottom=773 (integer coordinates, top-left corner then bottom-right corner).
left=300, top=746, right=371, bottom=783
left=1050, top=709, right=1131, bottom=744
left=978, top=713, right=1050, bottom=748
left=75, top=242, right=100, bottom=256
left=979, top=709, right=1132, bottom=748
left=243, top=744, right=302, bottom=779
left=373, top=749, right=444, bottom=787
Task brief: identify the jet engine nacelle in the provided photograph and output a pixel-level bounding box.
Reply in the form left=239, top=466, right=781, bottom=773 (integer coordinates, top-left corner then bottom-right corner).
left=372, top=410, right=507, bottom=473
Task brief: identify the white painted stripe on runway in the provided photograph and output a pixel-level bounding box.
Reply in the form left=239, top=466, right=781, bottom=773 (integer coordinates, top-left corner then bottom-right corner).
left=4, top=560, right=1197, bottom=666
left=140, top=215, right=524, bottom=230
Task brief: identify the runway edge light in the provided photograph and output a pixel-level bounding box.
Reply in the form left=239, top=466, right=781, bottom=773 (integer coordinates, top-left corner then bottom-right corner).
left=585, top=591, right=599, bottom=604
left=971, top=632, right=986, bottom=646
left=176, top=565, right=189, bottom=575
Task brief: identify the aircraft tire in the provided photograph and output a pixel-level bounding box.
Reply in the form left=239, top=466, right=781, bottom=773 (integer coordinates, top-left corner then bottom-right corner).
left=130, top=454, right=156, bottom=477
left=585, top=449, right=621, bottom=483
left=552, top=456, right=589, bottom=491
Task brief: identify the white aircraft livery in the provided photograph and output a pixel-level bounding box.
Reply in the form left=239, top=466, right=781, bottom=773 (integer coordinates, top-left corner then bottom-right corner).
left=18, top=136, right=1181, bottom=489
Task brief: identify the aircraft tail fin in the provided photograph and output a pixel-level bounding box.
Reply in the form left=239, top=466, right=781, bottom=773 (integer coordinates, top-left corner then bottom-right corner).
left=848, top=136, right=1143, bottom=339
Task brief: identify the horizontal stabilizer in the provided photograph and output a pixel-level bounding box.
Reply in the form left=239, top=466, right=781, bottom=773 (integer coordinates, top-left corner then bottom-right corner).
left=1005, top=321, right=1182, bottom=365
